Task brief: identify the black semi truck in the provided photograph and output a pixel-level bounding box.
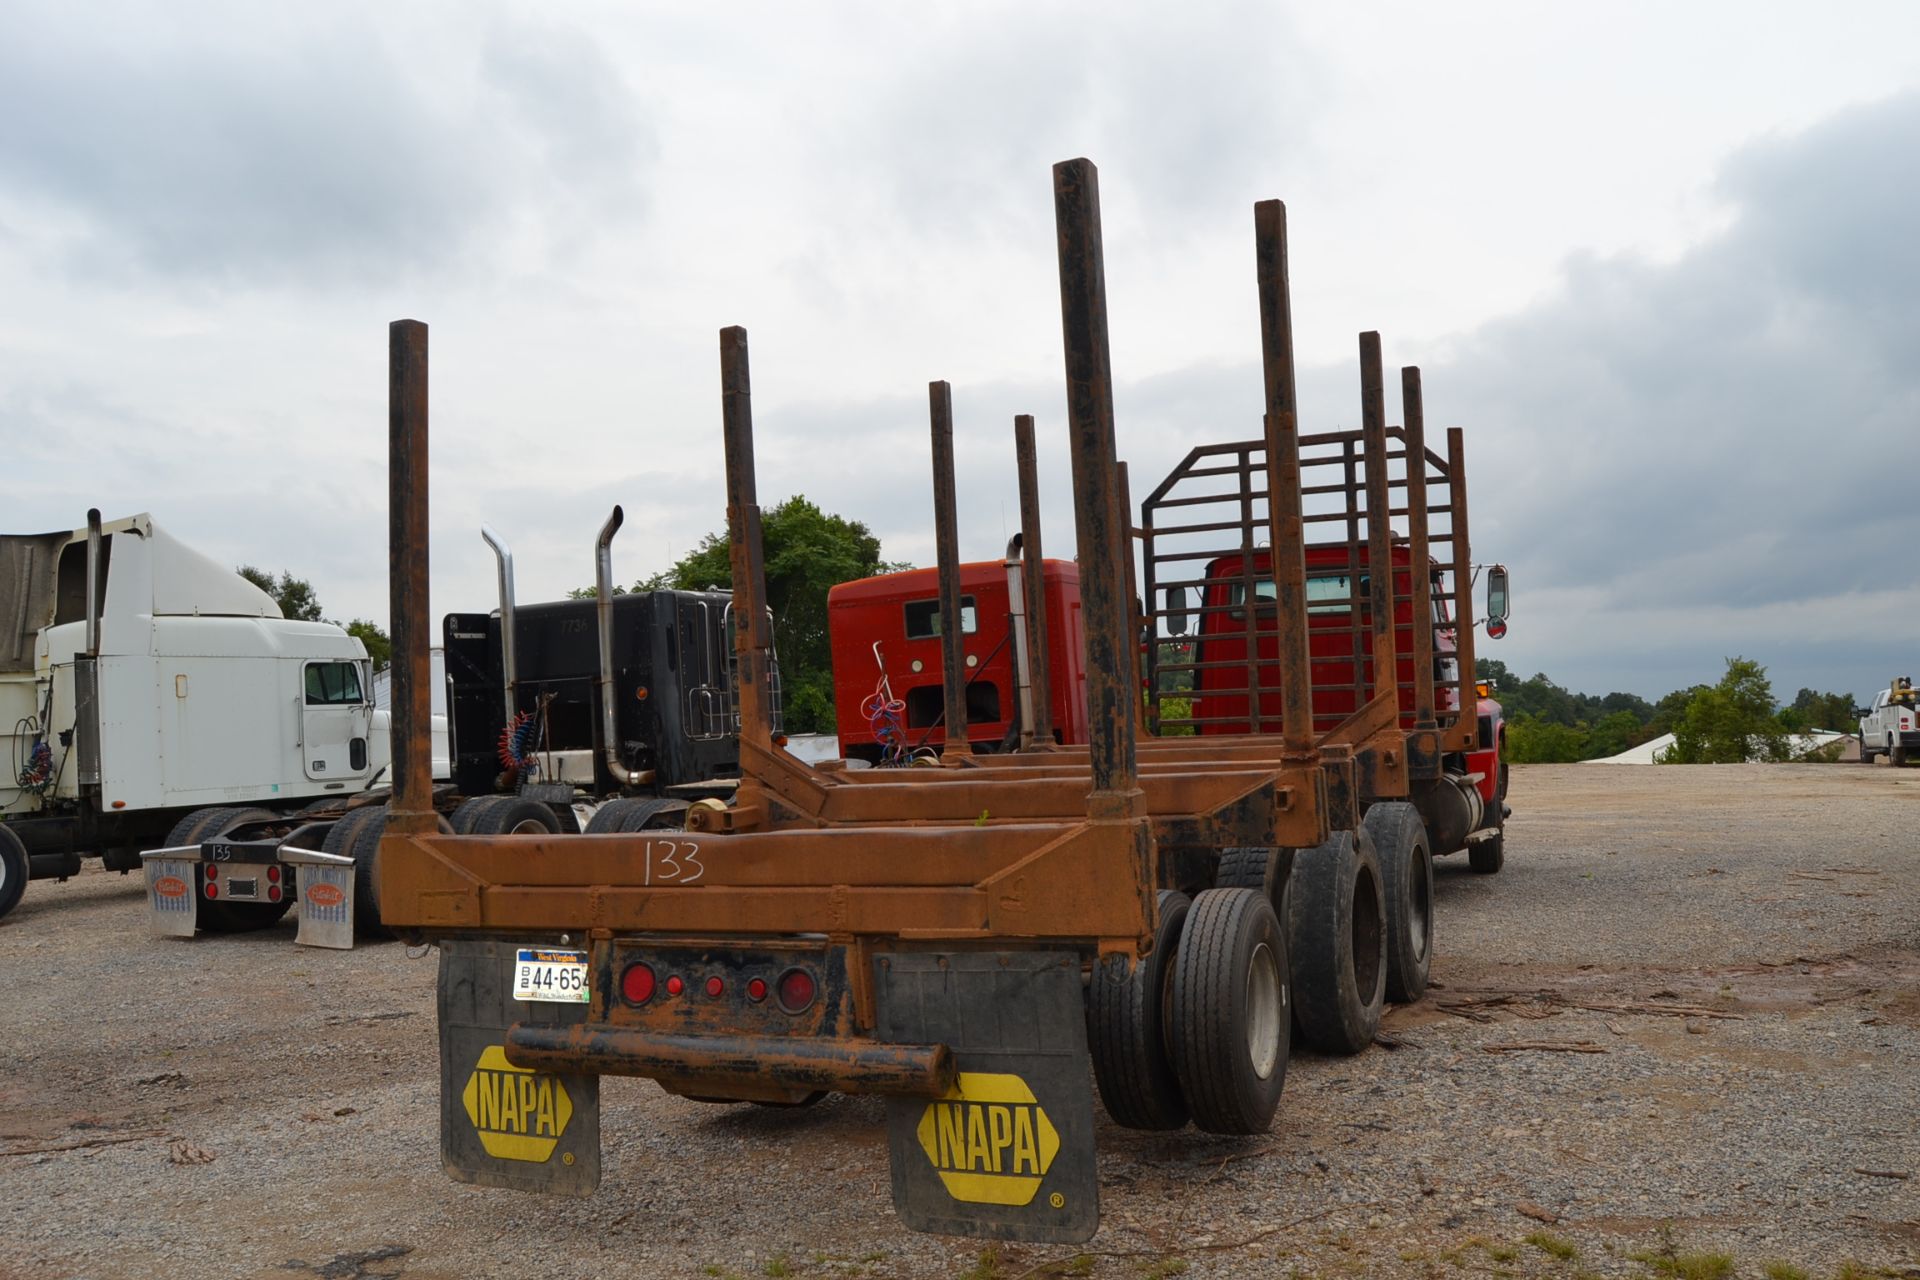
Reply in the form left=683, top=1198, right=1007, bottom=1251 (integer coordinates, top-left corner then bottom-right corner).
left=441, top=507, right=771, bottom=837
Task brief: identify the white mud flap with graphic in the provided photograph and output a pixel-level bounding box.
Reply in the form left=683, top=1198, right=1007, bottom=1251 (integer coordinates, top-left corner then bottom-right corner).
left=140, top=846, right=199, bottom=938
left=877, top=950, right=1099, bottom=1243
left=438, top=937, right=600, bottom=1196
left=283, top=847, right=355, bottom=950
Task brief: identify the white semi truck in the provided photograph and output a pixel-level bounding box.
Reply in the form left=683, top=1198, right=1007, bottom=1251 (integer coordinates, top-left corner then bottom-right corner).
left=0, top=511, right=390, bottom=926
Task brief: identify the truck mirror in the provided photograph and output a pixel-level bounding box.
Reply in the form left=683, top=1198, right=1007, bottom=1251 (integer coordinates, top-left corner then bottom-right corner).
left=1165, top=585, right=1190, bottom=636
left=1485, top=564, right=1510, bottom=629
left=1854, top=707, right=1870, bottom=720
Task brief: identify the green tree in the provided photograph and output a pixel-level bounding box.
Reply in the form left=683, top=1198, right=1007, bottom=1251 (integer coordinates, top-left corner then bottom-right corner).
left=237, top=565, right=323, bottom=621
left=1584, top=709, right=1643, bottom=760
left=1504, top=714, right=1589, bottom=763
left=646, top=496, right=908, bottom=735
left=1780, top=687, right=1857, bottom=733
left=346, top=619, right=392, bottom=671
left=1662, top=657, right=1789, bottom=764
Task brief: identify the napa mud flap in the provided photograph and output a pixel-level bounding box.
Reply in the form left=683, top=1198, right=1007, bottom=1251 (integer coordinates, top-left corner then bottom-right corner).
left=877, top=950, right=1099, bottom=1243
left=438, top=938, right=600, bottom=1196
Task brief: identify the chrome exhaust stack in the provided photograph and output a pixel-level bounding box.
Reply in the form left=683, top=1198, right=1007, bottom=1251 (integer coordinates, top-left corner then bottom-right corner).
left=84, top=508, right=102, bottom=656
left=1003, top=533, right=1037, bottom=750
left=595, top=506, right=652, bottom=787
left=481, top=524, right=518, bottom=729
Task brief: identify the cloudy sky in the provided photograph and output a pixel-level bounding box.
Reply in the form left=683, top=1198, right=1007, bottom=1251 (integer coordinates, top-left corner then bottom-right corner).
left=3, top=1, right=1916, bottom=706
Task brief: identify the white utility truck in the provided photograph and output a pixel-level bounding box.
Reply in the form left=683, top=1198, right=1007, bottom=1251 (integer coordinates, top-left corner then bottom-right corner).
left=0, top=511, right=390, bottom=933
left=1859, top=677, right=1919, bottom=766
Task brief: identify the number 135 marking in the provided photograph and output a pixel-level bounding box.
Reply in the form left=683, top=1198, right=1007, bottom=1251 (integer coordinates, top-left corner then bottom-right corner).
left=644, top=840, right=703, bottom=886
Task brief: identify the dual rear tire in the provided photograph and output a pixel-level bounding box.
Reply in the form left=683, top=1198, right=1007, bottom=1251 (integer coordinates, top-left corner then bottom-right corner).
left=1089, top=887, right=1289, bottom=1136
left=1286, top=830, right=1387, bottom=1055
left=164, top=806, right=293, bottom=934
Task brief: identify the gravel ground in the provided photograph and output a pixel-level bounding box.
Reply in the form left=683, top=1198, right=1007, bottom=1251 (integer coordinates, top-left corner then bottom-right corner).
left=2, top=763, right=1916, bottom=1280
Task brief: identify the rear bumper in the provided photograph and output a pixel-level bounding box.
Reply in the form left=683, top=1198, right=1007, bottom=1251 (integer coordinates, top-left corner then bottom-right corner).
left=503, top=1023, right=956, bottom=1099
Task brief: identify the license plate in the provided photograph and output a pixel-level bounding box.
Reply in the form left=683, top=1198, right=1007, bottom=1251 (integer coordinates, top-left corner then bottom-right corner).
left=227, top=877, right=258, bottom=899
left=512, top=948, right=591, bottom=1003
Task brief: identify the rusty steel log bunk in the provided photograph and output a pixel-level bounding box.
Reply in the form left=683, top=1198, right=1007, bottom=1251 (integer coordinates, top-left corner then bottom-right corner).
left=377, top=159, right=1418, bottom=1244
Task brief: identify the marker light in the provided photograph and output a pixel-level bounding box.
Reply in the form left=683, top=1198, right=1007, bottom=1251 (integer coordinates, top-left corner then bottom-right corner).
left=704, top=976, right=724, bottom=998
left=776, top=968, right=817, bottom=1014
left=664, top=975, right=684, bottom=997
left=621, top=963, right=656, bottom=1006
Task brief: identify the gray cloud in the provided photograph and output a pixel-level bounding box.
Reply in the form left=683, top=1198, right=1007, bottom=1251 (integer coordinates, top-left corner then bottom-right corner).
left=1439, top=93, right=1920, bottom=629
left=825, top=2, right=1326, bottom=246
left=0, top=5, right=654, bottom=289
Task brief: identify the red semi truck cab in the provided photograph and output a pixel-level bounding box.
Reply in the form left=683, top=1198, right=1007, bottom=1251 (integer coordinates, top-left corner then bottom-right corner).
left=1182, top=542, right=1504, bottom=809
left=828, top=559, right=1088, bottom=762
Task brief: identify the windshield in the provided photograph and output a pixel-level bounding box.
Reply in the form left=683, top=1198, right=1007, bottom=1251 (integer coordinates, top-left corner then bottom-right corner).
left=1226, top=574, right=1359, bottom=615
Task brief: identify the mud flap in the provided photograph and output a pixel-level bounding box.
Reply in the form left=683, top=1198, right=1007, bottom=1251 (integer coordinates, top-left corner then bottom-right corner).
left=438, top=938, right=600, bottom=1196
left=140, top=847, right=198, bottom=938
left=877, top=950, right=1099, bottom=1243
left=283, top=847, right=355, bottom=950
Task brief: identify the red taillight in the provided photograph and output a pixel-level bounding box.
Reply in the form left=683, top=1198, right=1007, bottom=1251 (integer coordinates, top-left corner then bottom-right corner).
left=621, top=963, right=656, bottom=1006
left=704, top=976, right=724, bottom=998
left=665, top=975, right=684, bottom=997
left=746, top=977, right=768, bottom=1003
left=266, top=865, right=281, bottom=884
left=776, top=968, right=816, bottom=1014
left=204, top=863, right=217, bottom=880
left=204, top=881, right=219, bottom=899
left=268, top=884, right=282, bottom=902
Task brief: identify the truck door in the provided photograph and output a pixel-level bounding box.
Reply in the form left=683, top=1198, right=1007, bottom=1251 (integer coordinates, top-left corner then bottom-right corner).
left=301, top=659, right=373, bottom=781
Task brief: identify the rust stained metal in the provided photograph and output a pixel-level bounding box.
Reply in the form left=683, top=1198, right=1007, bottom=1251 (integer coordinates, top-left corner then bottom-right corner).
left=1402, top=366, right=1437, bottom=731
left=1013, top=414, right=1056, bottom=747
left=1446, top=426, right=1478, bottom=750
left=386, top=319, right=435, bottom=836
left=928, top=381, right=973, bottom=763
left=723, top=327, right=777, bottom=763
left=1052, top=157, right=1140, bottom=819
left=1253, top=199, right=1314, bottom=757
left=1359, top=332, right=1397, bottom=703
left=505, top=1024, right=956, bottom=1098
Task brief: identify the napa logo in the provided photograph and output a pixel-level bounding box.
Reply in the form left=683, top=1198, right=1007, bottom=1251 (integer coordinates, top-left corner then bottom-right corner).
left=915, top=1072, right=1060, bottom=1206
left=461, top=1046, right=574, bottom=1163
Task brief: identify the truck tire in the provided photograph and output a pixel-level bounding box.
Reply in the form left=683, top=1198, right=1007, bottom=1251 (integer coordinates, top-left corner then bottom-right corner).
left=0, top=824, right=28, bottom=920
left=1167, top=887, right=1288, bottom=1134
left=1468, top=829, right=1505, bottom=874
left=465, top=798, right=563, bottom=835
left=1088, top=890, right=1191, bottom=1131
left=1893, top=740, right=1909, bottom=768
left=1216, top=847, right=1280, bottom=902
left=166, top=806, right=293, bottom=933
left=1286, top=829, right=1385, bottom=1055
left=449, top=795, right=504, bottom=834
left=322, top=806, right=388, bottom=936
left=585, top=797, right=688, bottom=833
left=1364, top=802, right=1433, bottom=1004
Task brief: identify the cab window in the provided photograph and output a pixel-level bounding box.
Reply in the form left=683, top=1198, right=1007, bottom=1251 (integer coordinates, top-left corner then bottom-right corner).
left=904, top=596, right=977, bottom=639
left=1226, top=575, right=1361, bottom=616
left=305, top=661, right=364, bottom=706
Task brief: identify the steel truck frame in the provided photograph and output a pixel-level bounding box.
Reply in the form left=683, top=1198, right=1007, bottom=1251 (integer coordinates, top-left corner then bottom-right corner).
left=377, top=160, right=1421, bottom=1243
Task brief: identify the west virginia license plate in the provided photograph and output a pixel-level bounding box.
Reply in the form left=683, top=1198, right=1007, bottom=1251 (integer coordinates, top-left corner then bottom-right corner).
left=511, top=948, right=590, bottom=1003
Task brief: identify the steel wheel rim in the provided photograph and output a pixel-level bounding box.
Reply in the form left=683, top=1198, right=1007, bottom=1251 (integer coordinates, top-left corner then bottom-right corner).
left=1245, top=942, right=1282, bottom=1081
left=507, top=817, right=550, bottom=836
